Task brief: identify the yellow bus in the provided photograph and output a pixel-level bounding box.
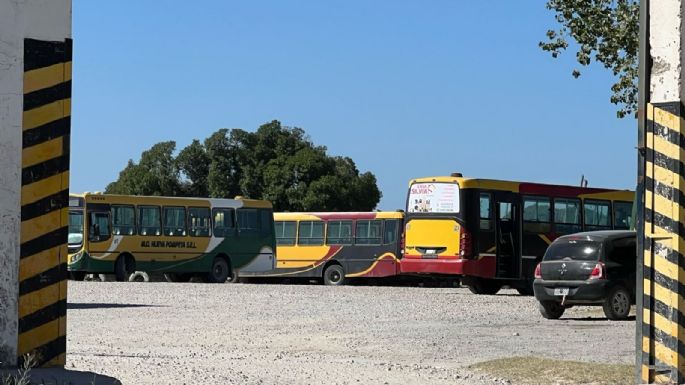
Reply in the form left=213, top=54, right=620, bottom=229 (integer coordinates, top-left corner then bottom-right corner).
left=401, top=174, right=634, bottom=295
left=67, top=193, right=276, bottom=283
left=238, top=212, right=404, bottom=285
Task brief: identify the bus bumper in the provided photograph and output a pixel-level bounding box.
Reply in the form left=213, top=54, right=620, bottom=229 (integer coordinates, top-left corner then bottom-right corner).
left=399, top=257, right=463, bottom=275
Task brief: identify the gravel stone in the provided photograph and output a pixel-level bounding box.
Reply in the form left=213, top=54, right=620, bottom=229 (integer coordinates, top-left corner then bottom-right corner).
left=66, top=282, right=634, bottom=385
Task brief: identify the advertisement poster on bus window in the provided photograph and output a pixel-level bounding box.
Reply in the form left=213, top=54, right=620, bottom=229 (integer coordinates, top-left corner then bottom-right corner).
left=408, top=183, right=460, bottom=213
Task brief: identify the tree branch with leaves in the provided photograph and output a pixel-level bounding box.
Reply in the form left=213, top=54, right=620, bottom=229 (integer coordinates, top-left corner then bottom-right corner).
left=540, top=0, right=639, bottom=118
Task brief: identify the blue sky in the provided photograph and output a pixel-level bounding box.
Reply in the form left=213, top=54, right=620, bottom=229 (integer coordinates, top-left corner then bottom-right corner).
left=71, top=1, right=636, bottom=210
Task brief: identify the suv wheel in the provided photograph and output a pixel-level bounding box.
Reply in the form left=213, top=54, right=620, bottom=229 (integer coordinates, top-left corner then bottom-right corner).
left=603, top=286, right=631, bottom=320
left=538, top=301, right=565, bottom=319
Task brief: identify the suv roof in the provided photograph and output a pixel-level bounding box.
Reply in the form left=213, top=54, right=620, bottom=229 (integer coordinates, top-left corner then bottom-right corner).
left=555, top=230, right=635, bottom=242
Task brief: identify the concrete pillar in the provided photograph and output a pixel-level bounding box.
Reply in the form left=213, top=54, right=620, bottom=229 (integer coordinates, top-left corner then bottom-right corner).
left=0, top=0, right=71, bottom=368
left=639, top=0, right=685, bottom=383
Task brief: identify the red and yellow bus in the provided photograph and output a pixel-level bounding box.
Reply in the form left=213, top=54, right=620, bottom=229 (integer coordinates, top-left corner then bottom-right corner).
left=238, top=212, right=404, bottom=285
left=401, top=175, right=634, bottom=295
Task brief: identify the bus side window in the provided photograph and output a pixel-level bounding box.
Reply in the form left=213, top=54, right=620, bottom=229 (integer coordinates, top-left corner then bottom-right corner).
left=553, top=198, right=581, bottom=234
left=584, top=200, right=611, bottom=231
left=89, top=212, right=111, bottom=242
left=298, top=221, right=324, bottom=245
left=326, top=220, right=353, bottom=245
left=138, top=206, right=161, bottom=236
left=189, top=207, right=211, bottom=237
left=164, top=206, right=187, bottom=236
left=259, top=209, right=273, bottom=236
left=383, top=220, right=398, bottom=244
left=275, top=221, right=297, bottom=245
left=480, top=193, right=492, bottom=230
left=523, top=196, right=551, bottom=233
left=356, top=220, right=382, bottom=245
left=237, top=209, right=260, bottom=232
left=213, top=208, right=235, bottom=238
left=111, top=205, right=135, bottom=236
left=613, top=201, right=633, bottom=230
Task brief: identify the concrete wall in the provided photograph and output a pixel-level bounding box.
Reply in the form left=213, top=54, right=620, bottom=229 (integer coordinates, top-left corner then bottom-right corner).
left=650, top=0, right=684, bottom=103
left=0, top=0, right=71, bottom=367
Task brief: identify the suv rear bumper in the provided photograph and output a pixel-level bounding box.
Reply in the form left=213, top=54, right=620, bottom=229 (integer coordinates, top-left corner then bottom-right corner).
left=533, top=279, right=609, bottom=304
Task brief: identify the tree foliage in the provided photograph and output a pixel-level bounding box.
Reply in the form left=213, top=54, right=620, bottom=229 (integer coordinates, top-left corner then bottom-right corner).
left=105, top=121, right=382, bottom=211
left=540, top=0, right=639, bottom=118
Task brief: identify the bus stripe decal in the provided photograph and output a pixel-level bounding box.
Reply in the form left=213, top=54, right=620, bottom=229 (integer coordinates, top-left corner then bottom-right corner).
left=18, top=38, right=71, bottom=367
left=643, top=102, right=685, bottom=382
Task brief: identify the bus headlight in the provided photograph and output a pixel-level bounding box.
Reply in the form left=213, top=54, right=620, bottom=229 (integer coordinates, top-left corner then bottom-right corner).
left=69, top=250, right=84, bottom=264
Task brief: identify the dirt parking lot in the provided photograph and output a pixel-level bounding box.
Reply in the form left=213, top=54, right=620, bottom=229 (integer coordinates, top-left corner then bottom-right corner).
left=66, top=282, right=635, bottom=385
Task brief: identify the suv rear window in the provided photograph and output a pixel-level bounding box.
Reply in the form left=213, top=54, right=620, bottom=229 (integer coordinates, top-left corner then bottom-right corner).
left=544, top=240, right=601, bottom=262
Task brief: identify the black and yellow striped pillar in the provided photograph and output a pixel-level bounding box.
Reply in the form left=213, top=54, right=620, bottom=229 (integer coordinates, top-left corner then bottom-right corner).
left=16, top=38, right=72, bottom=368
left=641, top=102, right=685, bottom=383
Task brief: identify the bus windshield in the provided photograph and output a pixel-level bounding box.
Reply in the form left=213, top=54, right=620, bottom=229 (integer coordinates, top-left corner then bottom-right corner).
left=407, top=182, right=460, bottom=213
left=69, top=210, right=84, bottom=245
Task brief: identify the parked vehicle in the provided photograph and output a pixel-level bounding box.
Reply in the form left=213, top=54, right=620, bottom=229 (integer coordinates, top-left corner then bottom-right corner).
left=533, top=230, right=636, bottom=320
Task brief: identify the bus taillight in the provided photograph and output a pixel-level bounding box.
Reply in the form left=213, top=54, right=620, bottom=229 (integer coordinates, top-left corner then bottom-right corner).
left=459, top=229, right=472, bottom=258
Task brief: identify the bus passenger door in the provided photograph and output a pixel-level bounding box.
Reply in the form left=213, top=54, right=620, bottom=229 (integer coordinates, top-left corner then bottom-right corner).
left=494, top=194, right=521, bottom=279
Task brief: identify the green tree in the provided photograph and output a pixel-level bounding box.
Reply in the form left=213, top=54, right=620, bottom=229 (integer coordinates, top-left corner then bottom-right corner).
left=540, top=0, right=639, bottom=118
left=106, top=141, right=181, bottom=196
left=176, top=139, right=210, bottom=197
left=106, top=121, right=382, bottom=211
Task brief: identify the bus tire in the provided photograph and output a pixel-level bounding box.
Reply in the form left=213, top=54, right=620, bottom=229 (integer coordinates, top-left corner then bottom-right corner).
left=323, top=264, right=346, bottom=286
left=466, top=278, right=501, bottom=295
left=207, top=257, right=230, bottom=283
left=114, top=255, right=135, bottom=282
left=69, top=271, right=86, bottom=281
left=128, top=271, right=149, bottom=282
left=225, top=269, right=240, bottom=284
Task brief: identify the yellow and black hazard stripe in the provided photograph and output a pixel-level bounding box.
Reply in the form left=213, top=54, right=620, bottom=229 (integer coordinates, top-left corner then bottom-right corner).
left=17, top=38, right=72, bottom=368
left=642, top=101, right=685, bottom=383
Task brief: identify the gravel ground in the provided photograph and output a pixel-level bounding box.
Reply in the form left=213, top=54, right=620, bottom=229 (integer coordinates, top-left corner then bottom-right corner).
left=66, top=282, right=635, bottom=385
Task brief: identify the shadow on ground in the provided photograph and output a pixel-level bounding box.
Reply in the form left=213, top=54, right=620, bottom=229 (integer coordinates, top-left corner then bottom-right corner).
left=68, top=303, right=161, bottom=310
left=1, top=367, right=121, bottom=385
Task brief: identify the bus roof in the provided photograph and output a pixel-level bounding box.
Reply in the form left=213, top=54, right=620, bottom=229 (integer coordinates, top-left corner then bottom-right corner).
left=70, top=193, right=272, bottom=209
left=275, top=212, right=404, bottom=221
left=408, top=176, right=634, bottom=199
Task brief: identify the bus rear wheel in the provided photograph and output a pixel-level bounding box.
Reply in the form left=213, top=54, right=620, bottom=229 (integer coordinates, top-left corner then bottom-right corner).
left=114, top=255, right=135, bottom=282
left=207, top=257, right=230, bottom=283
left=323, top=264, right=346, bottom=286
left=466, top=278, right=501, bottom=295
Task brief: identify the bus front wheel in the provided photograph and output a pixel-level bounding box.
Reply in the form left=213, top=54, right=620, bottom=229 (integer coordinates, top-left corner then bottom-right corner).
left=207, top=257, right=230, bottom=283
left=323, top=264, right=346, bottom=286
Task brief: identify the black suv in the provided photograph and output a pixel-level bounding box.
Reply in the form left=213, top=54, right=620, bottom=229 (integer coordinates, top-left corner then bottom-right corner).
left=533, top=230, right=636, bottom=320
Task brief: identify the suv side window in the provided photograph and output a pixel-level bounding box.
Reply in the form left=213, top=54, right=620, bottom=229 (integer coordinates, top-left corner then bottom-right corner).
left=608, top=237, right=637, bottom=266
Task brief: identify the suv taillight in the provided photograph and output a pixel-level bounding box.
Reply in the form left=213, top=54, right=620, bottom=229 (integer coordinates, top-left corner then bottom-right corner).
left=589, top=262, right=606, bottom=280
left=534, top=263, right=542, bottom=279
left=459, top=229, right=472, bottom=258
